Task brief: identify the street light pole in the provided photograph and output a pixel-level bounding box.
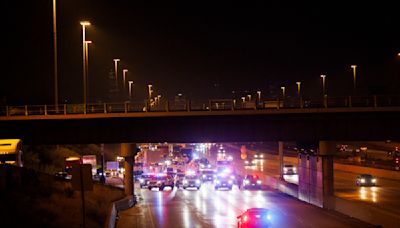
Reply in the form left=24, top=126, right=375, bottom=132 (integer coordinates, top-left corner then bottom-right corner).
left=85, top=41, right=92, bottom=103
left=148, top=84, right=153, bottom=99
left=296, top=82, right=301, bottom=97
left=280, top=86, right=285, bottom=99
left=320, top=75, right=326, bottom=96
left=113, top=59, right=120, bottom=90
left=123, top=69, right=128, bottom=91
left=257, top=91, right=261, bottom=101
left=53, top=0, right=58, bottom=110
left=80, top=21, right=90, bottom=113
left=351, top=65, right=357, bottom=95
left=128, top=81, right=133, bottom=99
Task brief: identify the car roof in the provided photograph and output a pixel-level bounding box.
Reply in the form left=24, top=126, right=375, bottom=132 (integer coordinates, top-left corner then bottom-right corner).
left=246, top=208, right=268, bottom=212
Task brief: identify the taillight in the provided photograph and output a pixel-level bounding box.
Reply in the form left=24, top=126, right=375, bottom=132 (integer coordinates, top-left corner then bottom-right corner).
left=243, top=215, right=248, bottom=222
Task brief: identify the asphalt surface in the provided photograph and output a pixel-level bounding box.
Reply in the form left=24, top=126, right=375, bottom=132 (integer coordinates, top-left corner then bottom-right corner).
left=116, top=182, right=374, bottom=228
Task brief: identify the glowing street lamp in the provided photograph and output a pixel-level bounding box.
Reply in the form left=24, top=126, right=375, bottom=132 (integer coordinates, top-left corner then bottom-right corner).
left=320, top=75, right=326, bottom=96
left=128, top=81, right=133, bottom=99
left=351, top=65, right=357, bottom=94
left=296, top=82, right=301, bottom=97
left=113, top=59, right=120, bottom=90
left=257, top=91, right=261, bottom=101
left=80, top=21, right=90, bottom=110
left=122, top=69, right=128, bottom=90
left=148, top=84, right=153, bottom=99
left=280, top=86, right=285, bottom=99
left=247, top=94, right=252, bottom=101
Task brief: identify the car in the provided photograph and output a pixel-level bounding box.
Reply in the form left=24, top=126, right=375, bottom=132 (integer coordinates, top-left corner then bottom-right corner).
left=237, top=208, right=271, bottom=228
left=244, top=159, right=256, bottom=166
left=253, top=153, right=264, bottom=159
left=242, top=175, right=262, bottom=190
left=283, top=164, right=297, bottom=175
left=200, top=170, right=215, bottom=182
left=139, top=173, right=154, bottom=188
left=356, top=174, right=377, bottom=186
left=148, top=174, right=175, bottom=191
left=214, top=175, right=233, bottom=190
left=182, top=175, right=202, bottom=190
left=54, top=171, right=69, bottom=180
left=174, top=172, right=186, bottom=187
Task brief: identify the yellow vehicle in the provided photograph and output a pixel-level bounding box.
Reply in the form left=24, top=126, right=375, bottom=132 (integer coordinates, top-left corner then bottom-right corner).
left=0, top=139, right=23, bottom=166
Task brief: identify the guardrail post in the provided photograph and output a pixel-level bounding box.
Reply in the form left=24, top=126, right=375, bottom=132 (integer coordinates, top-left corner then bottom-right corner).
left=277, top=98, right=280, bottom=110
left=124, top=102, right=128, bottom=113
left=103, top=103, right=107, bottom=114
left=348, top=96, right=352, bottom=107
left=25, top=105, right=28, bottom=116
left=6, top=106, right=9, bottom=116
left=373, top=95, right=377, bottom=107
left=64, top=104, right=67, bottom=115
left=44, top=105, right=48, bottom=115
left=300, top=97, right=304, bottom=108
left=187, top=100, right=191, bottom=112
left=165, top=101, right=169, bottom=112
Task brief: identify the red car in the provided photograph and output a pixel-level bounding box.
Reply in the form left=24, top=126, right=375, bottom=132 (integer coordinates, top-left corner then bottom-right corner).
left=237, top=208, right=271, bottom=228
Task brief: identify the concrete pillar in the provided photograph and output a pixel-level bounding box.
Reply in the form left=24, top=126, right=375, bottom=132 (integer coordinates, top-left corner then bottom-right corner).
left=121, top=143, right=135, bottom=196
left=319, top=141, right=335, bottom=209
left=278, top=141, right=284, bottom=179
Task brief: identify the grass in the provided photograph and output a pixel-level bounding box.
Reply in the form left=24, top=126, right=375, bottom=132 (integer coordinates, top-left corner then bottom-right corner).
left=0, top=167, right=124, bottom=228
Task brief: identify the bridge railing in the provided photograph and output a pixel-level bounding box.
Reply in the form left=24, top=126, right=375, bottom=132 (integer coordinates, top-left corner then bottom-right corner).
left=1, top=95, right=399, bottom=117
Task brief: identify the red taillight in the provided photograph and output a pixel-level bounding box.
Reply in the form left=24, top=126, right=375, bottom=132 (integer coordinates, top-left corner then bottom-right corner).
left=253, top=175, right=257, bottom=178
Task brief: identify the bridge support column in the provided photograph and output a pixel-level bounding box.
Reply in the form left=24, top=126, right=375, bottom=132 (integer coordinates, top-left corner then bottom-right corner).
left=319, top=140, right=335, bottom=209
left=121, top=143, right=135, bottom=196
left=278, top=141, right=284, bottom=179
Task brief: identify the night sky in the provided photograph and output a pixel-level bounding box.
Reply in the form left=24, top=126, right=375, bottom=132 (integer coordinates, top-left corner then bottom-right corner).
left=4, top=1, right=399, bottom=105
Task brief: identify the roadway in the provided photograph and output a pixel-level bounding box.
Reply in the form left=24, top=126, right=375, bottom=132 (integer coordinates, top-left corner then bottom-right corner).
left=117, top=183, right=372, bottom=228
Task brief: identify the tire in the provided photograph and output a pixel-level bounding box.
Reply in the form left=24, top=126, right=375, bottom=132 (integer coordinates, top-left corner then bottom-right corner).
left=197, top=187, right=200, bottom=190
left=148, top=187, right=152, bottom=190
left=183, top=187, right=186, bottom=190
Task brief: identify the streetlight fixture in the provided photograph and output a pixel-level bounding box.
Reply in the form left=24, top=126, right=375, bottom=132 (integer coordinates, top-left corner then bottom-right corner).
left=85, top=40, right=92, bottom=103
left=257, top=91, right=261, bottom=101
left=113, top=59, right=120, bottom=89
left=296, top=82, right=301, bottom=97
left=128, top=81, right=133, bottom=99
left=80, top=21, right=90, bottom=111
left=247, top=94, right=252, bottom=101
left=320, top=75, right=326, bottom=96
left=280, top=86, right=285, bottom=99
left=351, top=65, right=357, bottom=94
left=148, top=84, right=153, bottom=99
left=123, top=69, right=128, bottom=90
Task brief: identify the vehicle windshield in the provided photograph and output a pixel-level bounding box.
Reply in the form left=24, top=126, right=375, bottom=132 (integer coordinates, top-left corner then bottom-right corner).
left=246, top=175, right=259, bottom=180
left=360, top=174, right=373, bottom=178
left=284, top=164, right=294, bottom=168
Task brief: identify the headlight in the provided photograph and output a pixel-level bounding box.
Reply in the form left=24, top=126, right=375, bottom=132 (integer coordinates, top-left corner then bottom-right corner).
left=203, top=174, right=206, bottom=178
left=244, top=180, right=250, bottom=184
left=371, top=179, right=377, bottom=183
left=228, top=180, right=233, bottom=184
left=254, top=155, right=258, bottom=158
left=230, top=175, right=235, bottom=179
left=293, top=167, right=297, bottom=172
left=157, top=181, right=161, bottom=184
left=139, top=179, right=144, bottom=183
left=216, top=180, right=220, bottom=184
left=183, top=180, right=188, bottom=184
left=245, top=161, right=249, bottom=164
left=284, top=168, right=288, bottom=172
left=257, top=180, right=262, bottom=184
left=361, top=179, right=365, bottom=183
left=267, top=214, right=271, bottom=220
left=196, top=180, right=201, bottom=184
left=207, top=164, right=211, bottom=168
left=260, top=154, right=264, bottom=158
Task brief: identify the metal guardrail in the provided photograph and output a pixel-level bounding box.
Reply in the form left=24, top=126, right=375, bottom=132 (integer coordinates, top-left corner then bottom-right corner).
left=1, top=95, right=400, bottom=117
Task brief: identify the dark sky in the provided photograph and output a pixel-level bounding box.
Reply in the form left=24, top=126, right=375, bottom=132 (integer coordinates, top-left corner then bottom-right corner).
left=3, top=1, right=400, bottom=104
